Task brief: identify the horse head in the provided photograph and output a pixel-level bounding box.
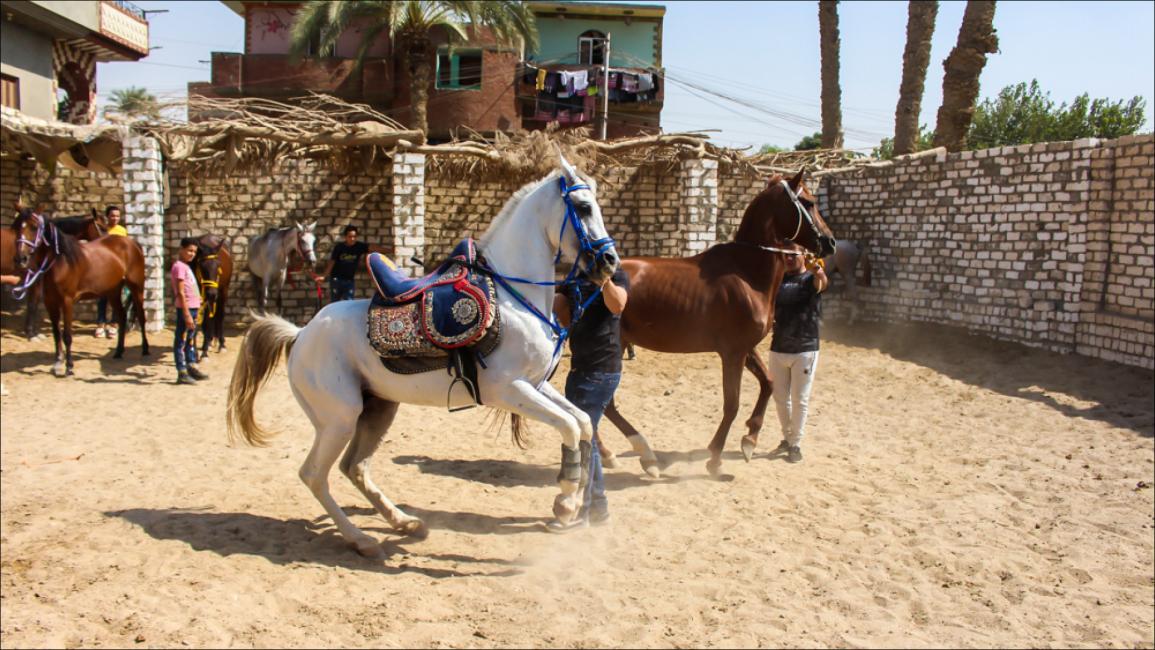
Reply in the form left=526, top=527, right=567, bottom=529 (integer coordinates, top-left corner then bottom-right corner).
left=195, top=238, right=225, bottom=306
left=11, top=205, right=47, bottom=270
left=551, top=148, right=619, bottom=284
left=294, top=220, right=318, bottom=266
left=743, top=169, right=836, bottom=257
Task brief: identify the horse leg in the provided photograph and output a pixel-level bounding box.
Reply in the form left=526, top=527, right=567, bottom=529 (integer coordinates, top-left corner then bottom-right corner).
left=705, top=351, right=745, bottom=477
left=537, top=380, right=597, bottom=480
left=61, top=300, right=76, bottom=376
left=215, top=286, right=228, bottom=351
left=296, top=391, right=384, bottom=557
left=339, top=395, right=427, bottom=539
left=252, top=274, right=266, bottom=315
left=740, top=351, right=773, bottom=462
left=129, top=282, right=149, bottom=356
left=274, top=272, right=286, bottom=316
left=200, top=300, right=213, bottom=358
left=603, top=398, right=661, bottom=478
left=488, top=379, right=588, bottom=524
left=23, top=282, right=42, bottom=339
left=110, top=289, right=127, bottom=359
left=47, top=300, right=66, bottom=377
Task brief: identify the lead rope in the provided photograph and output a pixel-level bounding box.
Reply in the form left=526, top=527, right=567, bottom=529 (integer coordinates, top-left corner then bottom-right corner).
left=12, top=217, right=58, bottom=301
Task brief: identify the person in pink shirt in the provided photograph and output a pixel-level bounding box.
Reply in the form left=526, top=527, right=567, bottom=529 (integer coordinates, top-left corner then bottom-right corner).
left=171, top=237, right=208, bottom=385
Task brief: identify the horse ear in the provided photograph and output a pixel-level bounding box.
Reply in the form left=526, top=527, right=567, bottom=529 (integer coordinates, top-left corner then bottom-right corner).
left=307, top=220, right=317, bottom=230
left=554, top=143, right=579, bottom=184
left=789, top=167, right=807, bottom=190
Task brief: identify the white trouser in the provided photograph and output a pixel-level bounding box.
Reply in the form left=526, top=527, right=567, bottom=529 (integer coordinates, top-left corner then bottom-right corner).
left=768, top=350, right=820, bottom=446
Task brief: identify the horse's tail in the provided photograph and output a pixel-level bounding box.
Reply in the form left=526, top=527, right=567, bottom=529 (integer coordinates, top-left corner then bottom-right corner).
left=859, top=245, right=873, bottom=287
left=227, top=312, right=300, bottom=447
left=510, top=414, right=530, bottom=449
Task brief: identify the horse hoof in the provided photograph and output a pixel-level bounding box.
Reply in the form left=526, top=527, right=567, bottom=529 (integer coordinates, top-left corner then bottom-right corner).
left=706, top=458, right=723, bottom=477
left=142, top=350, right=151, bottom=357
left=52, top=366, right=66, bottom=378
left=741, top=435, right=757, bottom=462
left=553, top=494, right=579, bottom=523
left=398, top=518, right=428, bottom=540
left=113, top=352, right=124, bottom=359
left=602, top=454, right=620, bottom=470
left=641, top=460, right=661, bottom=479
left=353, top=537, right=384, bottom=558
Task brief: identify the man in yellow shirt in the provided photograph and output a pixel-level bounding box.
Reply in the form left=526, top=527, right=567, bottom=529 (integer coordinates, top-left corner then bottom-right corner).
left=96, top=206, right=128, bottom=338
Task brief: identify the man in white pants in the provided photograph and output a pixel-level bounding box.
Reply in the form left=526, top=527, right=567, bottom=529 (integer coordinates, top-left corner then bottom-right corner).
left=769, top=244, right=828, bottom=463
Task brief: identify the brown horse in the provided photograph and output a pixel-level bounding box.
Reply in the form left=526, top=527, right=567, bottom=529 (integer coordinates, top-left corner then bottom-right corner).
left=11, top=208, right=149, bottom=376
left=604, top=170, right=837, bottom=477
left=194, top=233, right=233, bottom=356
left=6, top=207, right=107, bottom=338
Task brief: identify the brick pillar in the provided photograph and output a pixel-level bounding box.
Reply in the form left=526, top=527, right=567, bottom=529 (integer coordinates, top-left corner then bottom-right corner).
left=122, top=135, right=165, bottom=331
left=679, top=158, right=718, bottom=256
left=391, top=152, right=426, bottom=277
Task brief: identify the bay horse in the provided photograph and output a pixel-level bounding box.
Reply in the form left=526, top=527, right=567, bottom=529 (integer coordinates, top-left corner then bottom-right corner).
left=227, top=154, right=619, bottom=557
left=11, top=208, right=149, bottom=376
left=193, top=234, right=233, bottom=356
left=6, top=206, right=106, bottom=339
left=603, top=170, right=837, bottom=477
left=821, top=239, right=872, bottom=323
left=247, top=221, right=318, bottom=314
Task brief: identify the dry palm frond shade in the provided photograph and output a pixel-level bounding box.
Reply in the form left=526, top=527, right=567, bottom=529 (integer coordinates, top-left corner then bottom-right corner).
left=135, top=94, right=873, bottom=180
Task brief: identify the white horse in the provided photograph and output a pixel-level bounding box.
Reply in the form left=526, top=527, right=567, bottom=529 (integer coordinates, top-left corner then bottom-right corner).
left=246, top=221, right=318, bottom=314
left=227, top=155, right=619, bottom=557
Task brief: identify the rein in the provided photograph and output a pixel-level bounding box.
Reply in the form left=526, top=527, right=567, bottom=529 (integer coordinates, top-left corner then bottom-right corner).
left=778, top=179, right=823, bottom=246
left=195, top=253, right=221, bottom=322
left=476, top=175, right=617, bottom=362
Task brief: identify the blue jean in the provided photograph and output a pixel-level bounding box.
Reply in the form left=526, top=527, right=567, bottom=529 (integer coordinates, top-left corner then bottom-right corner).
left=174, top=308, right=199, bottom=371
left=329, top=277, right=355, bottom=302
left=97, top=297, right=108, bottom=325
left=565, top=369, right=621, bottom=519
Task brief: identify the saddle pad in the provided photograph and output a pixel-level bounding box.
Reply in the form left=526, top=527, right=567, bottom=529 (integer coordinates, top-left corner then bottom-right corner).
left=368, top=302, right=502, bottom=374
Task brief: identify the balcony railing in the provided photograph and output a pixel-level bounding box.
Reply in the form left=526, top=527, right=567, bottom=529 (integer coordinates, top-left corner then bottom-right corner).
left=109, top=0, right=146, bottom=21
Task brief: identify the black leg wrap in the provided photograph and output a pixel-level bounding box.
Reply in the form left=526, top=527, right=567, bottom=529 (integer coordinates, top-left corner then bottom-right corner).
left=558, top=444, right=582, bottom=483
left=579, top=439, right=592, bottom=488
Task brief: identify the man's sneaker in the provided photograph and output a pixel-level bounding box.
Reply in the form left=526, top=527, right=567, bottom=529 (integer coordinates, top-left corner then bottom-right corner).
left=187, top=365, right=209, bottom=381
left=545, top=518, right=588, bottom=534
left=787, top=445, right=803, bottom=464
left=774, top=439, right=791, bottom=453
left=94, top=326, right=106, bottom=338
left=177, top=371, right=198, bottom=385
left=105, top=326, right=117, bottom=339
left=588, top=509, right=611, bottom=526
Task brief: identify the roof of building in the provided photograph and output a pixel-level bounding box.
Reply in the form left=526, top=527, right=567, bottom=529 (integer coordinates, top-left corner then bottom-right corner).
left=220, top=1, right=666, bottom=20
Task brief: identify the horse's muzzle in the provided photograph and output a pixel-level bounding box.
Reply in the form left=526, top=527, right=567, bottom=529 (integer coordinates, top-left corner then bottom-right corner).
left=818, top=235, right=837, bottom=258
left=588, top=248, right=620, bottom=283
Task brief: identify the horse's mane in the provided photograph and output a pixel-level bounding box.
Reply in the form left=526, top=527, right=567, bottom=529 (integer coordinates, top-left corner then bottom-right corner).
left=46, top=220, right=83, bottom=265
left=478, top=172, right=558, bottom=247
left=52, top=214, right=97, bottom=233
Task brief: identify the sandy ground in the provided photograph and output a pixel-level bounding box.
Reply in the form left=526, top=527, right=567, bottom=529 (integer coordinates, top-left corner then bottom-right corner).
left=1, top=311, right=1152, bottom=649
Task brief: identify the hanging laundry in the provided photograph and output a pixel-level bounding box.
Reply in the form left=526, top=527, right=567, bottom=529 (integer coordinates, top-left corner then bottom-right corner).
left=557, top=70, right=573, bottom=98
left=608, top=72, right=620, bottom=90
left=572, top=69, right=590, bottom=96
left=543, top=71, right=560, bottom=93
left=536, top=68, right=547, bottom=91
left=637, top=73, right=654, bottom=92
left=621, top=73, right=639, bottom=93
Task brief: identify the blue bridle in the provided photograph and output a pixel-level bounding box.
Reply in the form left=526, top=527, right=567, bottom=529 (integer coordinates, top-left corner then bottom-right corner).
left=479, top=175, right=618, bottom=363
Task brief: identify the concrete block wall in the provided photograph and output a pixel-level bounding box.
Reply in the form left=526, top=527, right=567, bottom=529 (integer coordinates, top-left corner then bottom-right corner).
left=165, top=159, right=394, bottom=326
left=122, top=136, right=166, bottom=331
left=815, top=135, right=1154, bottom=369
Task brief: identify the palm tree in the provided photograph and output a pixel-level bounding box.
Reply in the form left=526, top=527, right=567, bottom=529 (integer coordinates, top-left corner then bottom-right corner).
left=933, top=0, right=999, bottom=152
left=893, top=1, right=938, bottom=156
left=289, top=1, right=538, bottom=143
left=818, top=0, right=844, bottom=149
left=104, top=86, right=160, bottom=120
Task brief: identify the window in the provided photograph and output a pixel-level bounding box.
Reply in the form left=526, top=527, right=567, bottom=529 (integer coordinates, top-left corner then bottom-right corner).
left=578, top=30, right=607, bottom=66
left=436, top=48, right=483, bottom=90
left=1, top=74, right=19, bottom=110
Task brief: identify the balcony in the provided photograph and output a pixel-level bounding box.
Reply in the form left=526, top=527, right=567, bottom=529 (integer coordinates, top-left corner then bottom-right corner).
left=98, top=0, right=149, bottom=58
left=206, top=53, right=392, bottom=105
left=518, top=62, right=663, bottom=137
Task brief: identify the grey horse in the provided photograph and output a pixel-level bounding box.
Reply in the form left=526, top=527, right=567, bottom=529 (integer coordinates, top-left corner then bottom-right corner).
left=246, top=221, right=318, bottom=314
left=821, top=239, right=872, bottom=322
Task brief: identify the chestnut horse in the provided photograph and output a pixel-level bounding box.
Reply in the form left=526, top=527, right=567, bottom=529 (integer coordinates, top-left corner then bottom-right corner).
left=604, top=170, right=837, bottom=477
left=6, top=208, right=106, bottom=339
left=11, top=209, right=149, bottom=376
left=194, top=233, right=233, bottom=356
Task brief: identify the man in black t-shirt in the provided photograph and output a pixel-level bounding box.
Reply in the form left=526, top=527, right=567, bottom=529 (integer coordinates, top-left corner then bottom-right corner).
left=548, top=267, right=630, bottom=532
left=769, top=244, right=828, bottom=464
left=320, top=225, right=386, bottom=302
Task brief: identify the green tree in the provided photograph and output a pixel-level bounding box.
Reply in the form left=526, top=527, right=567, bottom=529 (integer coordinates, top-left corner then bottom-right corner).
left=104, top=86, right=160, bottom=120
left=289, top=0, right=538, bottom=143
left=874, top=124, right=935, bottom=159
left=794, top=132, right=823, bottom=151
left=969, top=80, right=1147, bottom=149
left=758, top=144, right=788, bottom=154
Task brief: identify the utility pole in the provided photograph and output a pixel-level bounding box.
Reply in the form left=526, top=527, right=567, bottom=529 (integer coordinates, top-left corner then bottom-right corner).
left=599, top=32, right=611, bottom=141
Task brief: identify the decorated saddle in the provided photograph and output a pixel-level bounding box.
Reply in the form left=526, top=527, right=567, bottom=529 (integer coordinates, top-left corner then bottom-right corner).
left=365, top=240, right=501, bottom=409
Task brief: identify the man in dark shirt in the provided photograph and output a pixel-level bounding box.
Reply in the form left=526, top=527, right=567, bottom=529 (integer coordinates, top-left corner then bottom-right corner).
left=769, top=244, right=828, bottom=464
left=320, top=225, right=385, bottom=302
left=548, top=266, right=630, bottom=531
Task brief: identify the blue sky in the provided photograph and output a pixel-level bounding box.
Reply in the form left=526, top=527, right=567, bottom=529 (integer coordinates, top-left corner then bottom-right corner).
left=97, top=0, right=1155, bottom=152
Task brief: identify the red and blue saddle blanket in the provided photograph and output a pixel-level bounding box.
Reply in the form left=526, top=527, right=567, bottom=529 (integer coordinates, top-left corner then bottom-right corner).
left=365, top=239, right=501, bottom=408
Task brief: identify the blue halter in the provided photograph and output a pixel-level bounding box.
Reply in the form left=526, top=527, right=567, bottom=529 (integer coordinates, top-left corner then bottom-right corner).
left=479, top=175, right=618, bottom=364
